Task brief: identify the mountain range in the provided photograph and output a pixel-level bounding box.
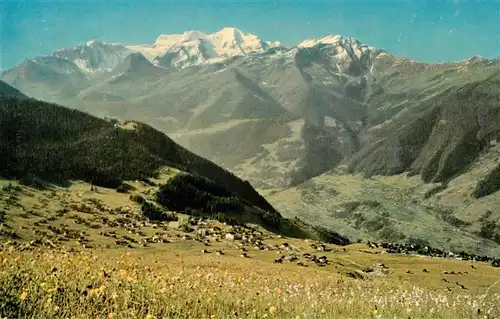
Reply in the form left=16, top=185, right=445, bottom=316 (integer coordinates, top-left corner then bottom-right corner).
left=3, top=27, right=500, bottom=256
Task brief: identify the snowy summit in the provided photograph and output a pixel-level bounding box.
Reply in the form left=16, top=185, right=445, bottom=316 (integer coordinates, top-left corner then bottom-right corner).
left=128, top=27, right=283, bottom=68
left=41, top=27, right=382, bottom=74
left=51, top=40, right=132, bottom=74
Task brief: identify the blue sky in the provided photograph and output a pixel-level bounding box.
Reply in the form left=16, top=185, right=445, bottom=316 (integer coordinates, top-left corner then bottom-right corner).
left=1, top=0, right=499, bottom=70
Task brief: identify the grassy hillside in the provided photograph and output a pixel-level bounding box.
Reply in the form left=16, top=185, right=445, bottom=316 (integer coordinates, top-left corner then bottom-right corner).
left=270, top=160, right=500, bottom=257
left=0, top=95, right=275, bottom=213
left=2, top=245, right=499, bottom=318
left=0, top=178, right=498, bottom=318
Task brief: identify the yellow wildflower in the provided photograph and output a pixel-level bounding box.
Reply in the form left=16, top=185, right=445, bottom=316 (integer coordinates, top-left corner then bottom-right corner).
left=19, top=291, right=28, bottom=301
left=88, top=286, right=106, bottom=297
left=269, top=306, right=276, bottom=314
left=119, top=269, right=129, bottom=278
left=126, top=276, right=137, bottom=283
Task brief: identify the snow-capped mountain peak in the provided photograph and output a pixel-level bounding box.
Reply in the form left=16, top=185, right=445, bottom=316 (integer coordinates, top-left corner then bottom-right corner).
left=128, top=27, right=283, bottom=68
left=154, top=31, right=205, bottom=48
left=297, top=35, right=343, bottom=48
left=51, top=40, right=133, bottom=75
left=40, top=29, right=382, bottom=75
left=217, top=27, right=243, bottom=39
left=296, top=35, right=376, bottom=50
left=295, top=34, right=382, bottom=65
left=85, top=39, right=105, bottom=47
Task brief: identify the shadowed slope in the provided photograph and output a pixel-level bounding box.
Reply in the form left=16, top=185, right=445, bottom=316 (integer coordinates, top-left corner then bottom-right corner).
left=0, top=95, right=276, bottom=216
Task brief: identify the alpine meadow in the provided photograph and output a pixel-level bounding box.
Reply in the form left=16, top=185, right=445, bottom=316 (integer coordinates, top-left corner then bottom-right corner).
left=1, top=2, right=500, bottom=318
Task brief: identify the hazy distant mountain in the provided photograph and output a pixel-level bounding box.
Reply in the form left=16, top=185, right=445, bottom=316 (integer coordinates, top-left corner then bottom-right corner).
left=50, top=40, right=133, bottom=75
left=2, top=56, right=88, bottom=104
left=3, top=27, right=500, bottom=254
